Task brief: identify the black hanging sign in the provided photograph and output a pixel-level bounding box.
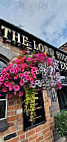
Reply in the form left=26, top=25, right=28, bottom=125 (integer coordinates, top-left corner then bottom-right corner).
left=23, top=90, right=46, bottom=131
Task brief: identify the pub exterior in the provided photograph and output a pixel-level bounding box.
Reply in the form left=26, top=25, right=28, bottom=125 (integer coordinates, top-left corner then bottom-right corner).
left=0, top=19, right=67, bottom=142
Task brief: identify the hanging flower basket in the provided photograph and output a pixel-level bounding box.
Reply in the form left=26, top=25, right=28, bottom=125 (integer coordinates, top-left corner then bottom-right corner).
left=0, top=51, right=62, bottom=122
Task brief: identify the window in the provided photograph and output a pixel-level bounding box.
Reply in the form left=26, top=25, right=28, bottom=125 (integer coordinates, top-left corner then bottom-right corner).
left=0, top=60, right=8, bottom=132
left=57, top=87, right=67, bottom=110
left=0, top=94, right=7, bottom=120
left=0, top=61, right=6, bottom=75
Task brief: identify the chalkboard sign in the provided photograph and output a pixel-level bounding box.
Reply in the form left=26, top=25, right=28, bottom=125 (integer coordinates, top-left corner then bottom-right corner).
left=23, top=90, right=46, bottom=131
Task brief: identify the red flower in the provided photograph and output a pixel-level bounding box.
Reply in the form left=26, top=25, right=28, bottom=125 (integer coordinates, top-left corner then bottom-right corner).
left=20, top=50, right=25, bottom=54
left=18, top=57, right=24, bottom=62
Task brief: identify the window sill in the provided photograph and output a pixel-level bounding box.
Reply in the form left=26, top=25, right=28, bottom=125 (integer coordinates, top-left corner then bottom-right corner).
left=0, top=119, right=8, bottom=132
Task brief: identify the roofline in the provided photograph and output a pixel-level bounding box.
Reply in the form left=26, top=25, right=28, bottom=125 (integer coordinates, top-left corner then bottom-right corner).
left=0, top=18, right=67, bottom=55
left=0, top=18, right=57, bottom=48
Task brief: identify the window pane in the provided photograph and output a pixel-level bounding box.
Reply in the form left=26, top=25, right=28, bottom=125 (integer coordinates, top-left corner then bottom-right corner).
left=0, top=61, right=6, bottom=68
left=57, top=87, right=67, bottom=110
left=0, top=92, right=6, bottom=99
left=0, top=61, right=6, bottom=74
left=0, top=60, right=7, bottom=121
left=63, top=89, right=67, bottom=106
left=0, top=101, right=6, bottom=119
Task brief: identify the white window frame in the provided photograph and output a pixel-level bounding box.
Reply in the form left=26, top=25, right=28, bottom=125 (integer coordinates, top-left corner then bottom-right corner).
left=0, top=60, right=8, bottom=121
left=0, top=95, right=8, bottom=121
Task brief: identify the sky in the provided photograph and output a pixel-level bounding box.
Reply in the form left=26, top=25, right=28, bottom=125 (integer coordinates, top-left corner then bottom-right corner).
left=0, top=0, right=67, bottom=48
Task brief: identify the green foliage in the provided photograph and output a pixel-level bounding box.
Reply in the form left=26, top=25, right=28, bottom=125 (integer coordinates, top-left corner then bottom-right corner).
left=54, top=110, right=67, bottom=138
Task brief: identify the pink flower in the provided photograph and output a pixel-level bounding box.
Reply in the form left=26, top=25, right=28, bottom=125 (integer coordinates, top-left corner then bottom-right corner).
left=8, top=74, right=12, bottom=79
left=47, top=58, right=53, bottom=65
left=36, top=57, right=40, bottom=61
left=31, top=67, right=37, bottom=73
left=5, top=77, right=8, bottom=80
left=29, top=65, right=33, bottom=68
left=30, top=78, right=34, bottom=84
left=58, top=86, right=62, bottom=89
left=2, top=87, right=7, bottom=92
left=32, top=59, right=36, bottom=64
left=14, top=75, right=18, bottom=80
left=14, top=59, right=21, bottom=64
left=40, top=57, right=44, bottom=62
left=0, top=81, right=3, bottom=85
left=19, top=92, right=23, bottom=97
left=15, top=59, right=19, bottom=63
left=1, top=70, right=6, bottom=74
left=26, top=75, right=30, bottom=80
left=4, top=81, right=9, bottom=87
left=26, top=57, right=31, bottom=62
left=21, top=68, right=24, bottom=72
left=10, top=68, right=15, bottom=73
left=21, top=63, right=26, bottom=69
left=21, top=64, right=24, bottom=68
left=32, top=54, right=36, bottom=58
left=0, top=76, right=5, bottom=81
left=57, top=82, right=62, bottom=89
left=3, top=74, right=7, bottom=78
left=31, top=72, right=36, bottom=78
left=7, top=64, right=12, bottom=70
left=0, top=94, right=2, bottom=96
left=23, top=63, right=28, bottom=68
left=3, top=68, right=8, bottom=72
left=24, top=71, right=29, bottom=76
left=15, top=67, right=21, bottom=73
left=22, top=57, right=27, bottom=60
left=9, top=84, right=13, bottom=91
left=15, top=68, right=19, bottom=73
left=20, top=79, right=24, bottom=86
left=36, top=53, right=41, bottom=57
left=14, top=85, right=20, bottom=91
left=19, top=73, right=23, bottom=78
left=8, top=94, right=12, bottom=98
left=57, top=82, right=61, bottom=86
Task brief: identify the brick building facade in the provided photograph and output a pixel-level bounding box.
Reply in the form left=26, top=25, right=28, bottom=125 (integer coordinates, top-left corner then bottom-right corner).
left=0, top=19, right=67, bottom=142
left=0, top=37, right=54, bottom=142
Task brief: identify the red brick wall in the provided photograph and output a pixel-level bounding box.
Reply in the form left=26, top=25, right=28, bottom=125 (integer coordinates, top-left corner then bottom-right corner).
left=0, top=90, right=54, bottom=142
left=0, top=36, right=21, bottom=56
left=0, top=38, right=54, bottom=142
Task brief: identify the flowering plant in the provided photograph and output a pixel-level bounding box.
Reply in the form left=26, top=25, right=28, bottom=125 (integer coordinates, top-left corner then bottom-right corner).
left=0, top=51, right=61, bottom=122
left=0, top=52, right=61, bottom=96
